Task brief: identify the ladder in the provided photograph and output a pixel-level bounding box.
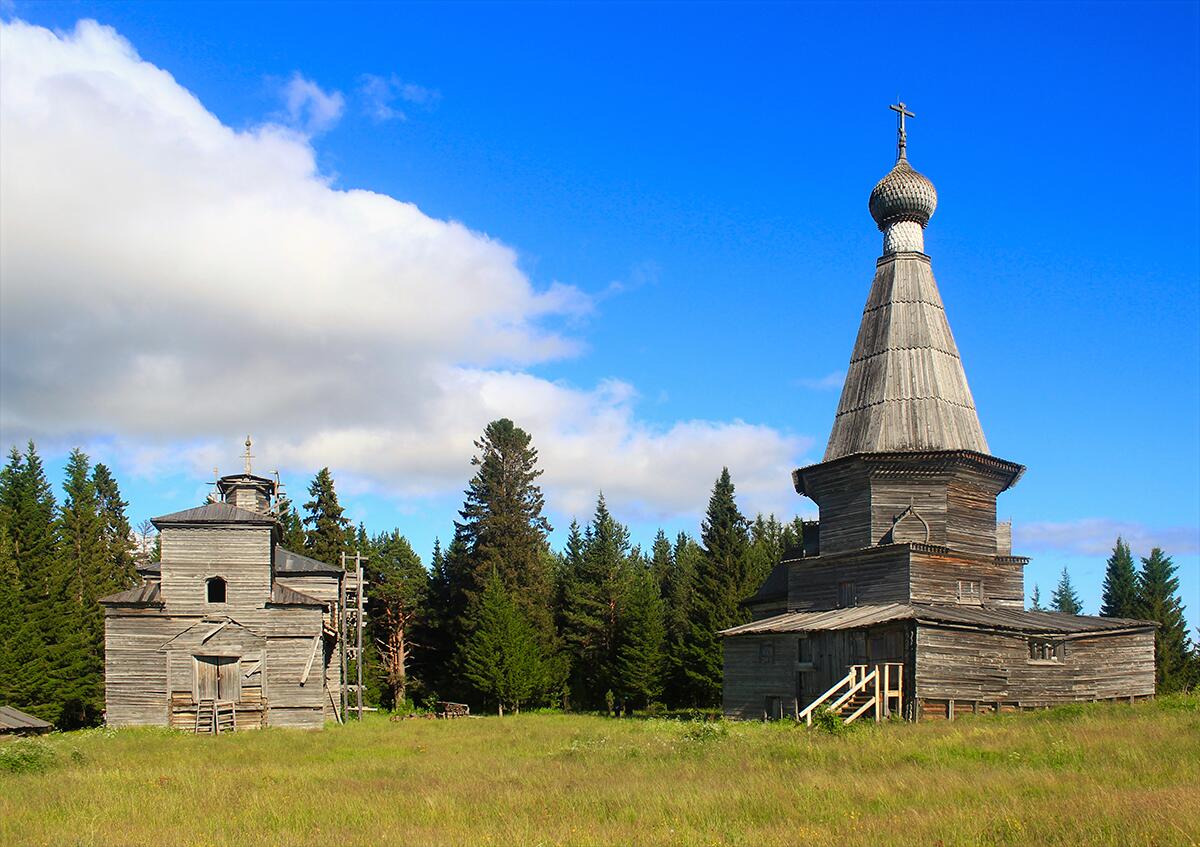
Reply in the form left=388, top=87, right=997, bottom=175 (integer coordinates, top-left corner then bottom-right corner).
left=194, top=699, right=238, bottom=734
left=339, top=551, right=368, bottom=722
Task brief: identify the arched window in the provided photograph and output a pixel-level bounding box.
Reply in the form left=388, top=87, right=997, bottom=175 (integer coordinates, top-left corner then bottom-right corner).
left=206, top=576, right=227, bottom=604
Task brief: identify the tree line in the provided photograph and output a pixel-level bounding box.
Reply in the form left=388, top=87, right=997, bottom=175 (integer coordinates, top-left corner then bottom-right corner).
left=1, top=422, right=1196, bottom=726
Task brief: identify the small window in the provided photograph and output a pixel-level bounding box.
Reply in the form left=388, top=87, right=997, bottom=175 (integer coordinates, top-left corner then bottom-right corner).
left=957, top=579, right=982, bottom=605
left=1028, top=638, right=1065, bottom=662
left=206, top=576, right=227, bottom=604
left=758, top=642, right=775, bottom=664
left=797, top=636, right=812, bottom=665
left=838, top=581, right=857, bottom=609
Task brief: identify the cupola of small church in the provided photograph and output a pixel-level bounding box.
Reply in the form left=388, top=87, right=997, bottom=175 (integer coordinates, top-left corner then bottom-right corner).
left=868, top=101, right=938, bottom=255
left=214, top=436, right=277, bottom=514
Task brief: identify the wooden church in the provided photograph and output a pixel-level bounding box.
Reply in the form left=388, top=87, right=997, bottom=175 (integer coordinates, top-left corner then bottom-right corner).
left=99, top=440, right=364, bottom=731
left=721, top=104, right=1157, bottom=723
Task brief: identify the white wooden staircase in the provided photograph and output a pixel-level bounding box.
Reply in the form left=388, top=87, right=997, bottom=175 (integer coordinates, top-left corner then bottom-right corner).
left=797, top=663, right=905, bottom=725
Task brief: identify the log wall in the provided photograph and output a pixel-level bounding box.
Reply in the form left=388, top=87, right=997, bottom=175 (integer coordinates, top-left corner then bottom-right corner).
left=159, top=525, right=274, bottom=613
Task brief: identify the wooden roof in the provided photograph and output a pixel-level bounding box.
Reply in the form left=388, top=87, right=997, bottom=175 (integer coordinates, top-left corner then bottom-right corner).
left=721, top=603, right=1154, bottom=637
left=274, top=546, right=342, bottom=576
left=824, top=253, right=989, bottom=461
left=268, top=583, right=325, bottom=607
left=98, top=581, right=162, bottom=606
left=152, top=502, right=275, bottom=528
left=0, top=705, right=52, bottom=733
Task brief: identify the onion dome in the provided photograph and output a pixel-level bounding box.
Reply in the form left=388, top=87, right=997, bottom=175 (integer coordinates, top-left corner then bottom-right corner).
left=868, top=159, right=937, bottom=231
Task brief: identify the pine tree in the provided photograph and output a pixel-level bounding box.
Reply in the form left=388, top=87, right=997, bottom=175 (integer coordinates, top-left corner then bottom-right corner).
left=1051, top=566, right=1082, bottom=615
left=663, top=532, right=700, bottom=706
left=303, top=468, right=350, bottom=565
left=562, top=493, right=631, bottom=707
left=367, top=529, right=427, bottom=708
left=412, top=537, right=452, bottom=701
left=460, top=569, right=549, bottom=714
left=681, top=468, right=749, bottom=706
left=1136, top=548, right=1192, bottom=692
left=614, top=564, right=666, bottom=709
left=649, top=529, right=673, bottom=599
left=1100, top=537, right=1138, bottom=618
left=747, top=513, right=785, bottom=597
left=780, top=516, right=806, bottom=553
left=1029, top=583, right=1044, bottom=611
left=92, top=463, right=136, bottom=595
left=0, top=521, right=21, bottom=706
left=275, top=489, right=307, bottom=550
left=455, top=419, right=555, bottom=641
left=54, top=449, right=108, bottom=728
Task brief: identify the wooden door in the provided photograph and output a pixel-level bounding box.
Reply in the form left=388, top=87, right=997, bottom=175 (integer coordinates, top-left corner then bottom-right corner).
left=195, top=656, right=240, bottom=702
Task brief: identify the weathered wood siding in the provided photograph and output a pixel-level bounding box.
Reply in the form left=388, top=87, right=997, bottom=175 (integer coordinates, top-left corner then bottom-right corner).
left=103, top=609, right=173, bottom=726
left=159, top=525, right=274, bottom=613
left=786, top=546, right=910, bottom=610
left=722, top=635, right=798, bottom=719
left=908, top=549, right=1025, bottom=609
left=914, top=625, right=1155, bottom=708
left=871, top=476, right=948, bottom=546
left=264, top=624, right=327, bottom=729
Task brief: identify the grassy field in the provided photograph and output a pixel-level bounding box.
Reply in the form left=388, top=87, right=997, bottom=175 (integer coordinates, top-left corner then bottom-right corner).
left=1, top=696, right=1198, bottom=847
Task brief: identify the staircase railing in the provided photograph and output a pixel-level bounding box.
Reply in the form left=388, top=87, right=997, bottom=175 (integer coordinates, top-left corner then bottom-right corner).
left=796, top=662, right=905, bottom=726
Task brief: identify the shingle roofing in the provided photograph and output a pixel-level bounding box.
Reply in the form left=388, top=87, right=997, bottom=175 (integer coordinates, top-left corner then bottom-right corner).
left=98, top=582, right=162, bottom=606
left=152, top=502, right=275, bottom=527
left=0, top=705, right=53, bottom=732
left=274, top=546, right=342, bottom=576
left=823, top=253, right=989, bottom=461
left=721, top=603, right=1154, bottom=637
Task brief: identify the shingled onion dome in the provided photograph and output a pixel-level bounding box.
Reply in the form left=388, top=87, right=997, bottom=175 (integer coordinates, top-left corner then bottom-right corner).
left=869, top=159, right=937, bottom=255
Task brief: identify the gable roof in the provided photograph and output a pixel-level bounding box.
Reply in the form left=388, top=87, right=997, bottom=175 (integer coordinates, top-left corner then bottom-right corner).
left=274, top=546, right=342, bottom=576
left=152, top=502, right=275, bottom=528
left=824, top=253, right=989, bottom=461
left=721, top=603, right=1155, bottom=637
left=98, top=582, right=162, bottom=606
left=0, top=705, right=52, bottom=733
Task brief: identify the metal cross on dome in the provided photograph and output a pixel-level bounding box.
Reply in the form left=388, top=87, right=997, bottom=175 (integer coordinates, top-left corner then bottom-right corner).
left=890, top=100, right=915, bottom=161
left=243, top=435, right=254, bottom=475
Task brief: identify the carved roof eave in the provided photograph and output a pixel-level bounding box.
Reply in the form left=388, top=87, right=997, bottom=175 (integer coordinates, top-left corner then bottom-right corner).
left=792, top=449, right=1026, bottom=497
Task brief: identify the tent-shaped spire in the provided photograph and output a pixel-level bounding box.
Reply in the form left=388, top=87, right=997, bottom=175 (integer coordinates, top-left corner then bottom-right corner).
left=823, top=103, right=988, bottom=462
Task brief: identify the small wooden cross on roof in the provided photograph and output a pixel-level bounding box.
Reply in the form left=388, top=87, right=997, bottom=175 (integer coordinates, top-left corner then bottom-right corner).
left=889, top=100, right=915, bottom=161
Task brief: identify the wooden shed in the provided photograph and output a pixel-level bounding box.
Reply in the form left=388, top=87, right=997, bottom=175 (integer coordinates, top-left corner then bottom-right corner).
left=0, top=705, right=53, bottom=735
left=721, top=109, right=1157, bottom=723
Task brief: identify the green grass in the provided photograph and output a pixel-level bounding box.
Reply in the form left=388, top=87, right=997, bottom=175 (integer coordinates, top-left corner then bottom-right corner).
left=2, top=695, right=1198, bottom=846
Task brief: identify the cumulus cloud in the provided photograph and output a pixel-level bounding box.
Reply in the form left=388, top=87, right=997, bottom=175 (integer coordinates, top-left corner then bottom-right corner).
left=358, top=73, right=440, bottom=122
left=280, top=72, right=344, bottom=134
left=1015, top=519, right=1200, bottom=557
left=797, top=371, right=845, bottom=391
left=0, top=18, right=809, bottom=521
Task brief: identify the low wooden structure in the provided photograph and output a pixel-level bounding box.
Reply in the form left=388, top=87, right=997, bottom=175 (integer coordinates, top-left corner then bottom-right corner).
left=0, top=705, right=53, bottom=735
left=100, top=441, right=365, bottom=731
left=721, top=107, right=1156, bottom=722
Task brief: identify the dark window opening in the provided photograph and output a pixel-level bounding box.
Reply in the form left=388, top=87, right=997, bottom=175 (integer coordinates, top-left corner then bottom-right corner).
left=1028, top=638, right=1065, bottom=662
left=838, top=581, right=857, bottom=608
left=759, top=642, right=775, bottom=664
left=206, top=576, right=227, bottom=604
left=797, top=636, right=812, bottom=665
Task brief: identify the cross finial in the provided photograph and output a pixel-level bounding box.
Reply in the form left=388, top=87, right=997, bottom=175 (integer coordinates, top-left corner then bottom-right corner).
left=889, top=100, right=915, bottom=162
left=243, top=435, right=254, bottom=475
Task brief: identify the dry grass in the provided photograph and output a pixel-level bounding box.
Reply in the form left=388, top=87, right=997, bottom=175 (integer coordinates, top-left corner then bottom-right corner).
left=2, top=695, right=1198, bottom=846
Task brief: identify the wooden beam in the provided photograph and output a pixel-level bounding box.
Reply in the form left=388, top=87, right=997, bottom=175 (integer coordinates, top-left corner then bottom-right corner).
left=299, top=635, right=320, bottom=685
left=200, top=619, right=229, bottom=644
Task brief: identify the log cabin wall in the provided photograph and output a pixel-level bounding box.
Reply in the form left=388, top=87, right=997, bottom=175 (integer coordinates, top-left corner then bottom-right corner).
left=908, top=548, right=1026, bottom=609
left=801, top=462, right=872, bottom=555
left=103, top=609, right=176, bottom=726
left=870, top=475, right=949, bottom=545
left=159, top=525, right=274, bottom=614
left=274, top=574, right=342, bottom=721
left=914, top=625, right=1156, bottom=713
left=264, top=621, right=327, bottom=728
left=786, top=545, right=911, bottom=610
left=945, top=471, right=1004, bottom=556
left=722, top=635, right=798, bottom=720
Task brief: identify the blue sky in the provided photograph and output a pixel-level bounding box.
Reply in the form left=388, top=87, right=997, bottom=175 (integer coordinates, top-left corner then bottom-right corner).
left=1, top=2, right=1197, bottom=627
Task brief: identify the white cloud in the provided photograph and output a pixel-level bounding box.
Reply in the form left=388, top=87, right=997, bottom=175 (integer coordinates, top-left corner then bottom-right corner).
left=1015, top=519, right=1200, bottom=557
left=358, top=73, right=440, bottom=122
left=0, top=19, right=809, bottom=522
left=797, top=371, right=844, bottom=391
left=280, top=72, right=344, bottom=134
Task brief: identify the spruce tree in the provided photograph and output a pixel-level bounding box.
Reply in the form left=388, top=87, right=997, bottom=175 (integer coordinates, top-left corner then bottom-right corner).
left=562, top=493, right=631, bottom=707
left=367, top=529, right=427, bottom=708
left=649, top=529, right=673, bottom=599
left=93, top=463, right=136, bottom=595
left=0, top=522, right=20, bottom=706
left=55, top=449, right=108, bottom=728
left=1099, top=537, right=1138, bottom=618
left=1029, top=583, right=1044, bottom=611
left=663, top=532, right=700, bottom=706
left=747, top=513, right=784, bottom=596
left=780, top=516, right=806, bottom=553
left=681, top=468, right=749, bottom=706
left=1051, top=566, right=1082, bottom=615
left=460, top=569, right=549, bottom=714
left=275, top=489, right=307, bottom=550
left=303, top=467, right=350, bottom=565
left=614, top=564, right=666, bottom=709
left=1136, top=548, right=1192, bottom=692
left=455, top=419, right=555, bottom=641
